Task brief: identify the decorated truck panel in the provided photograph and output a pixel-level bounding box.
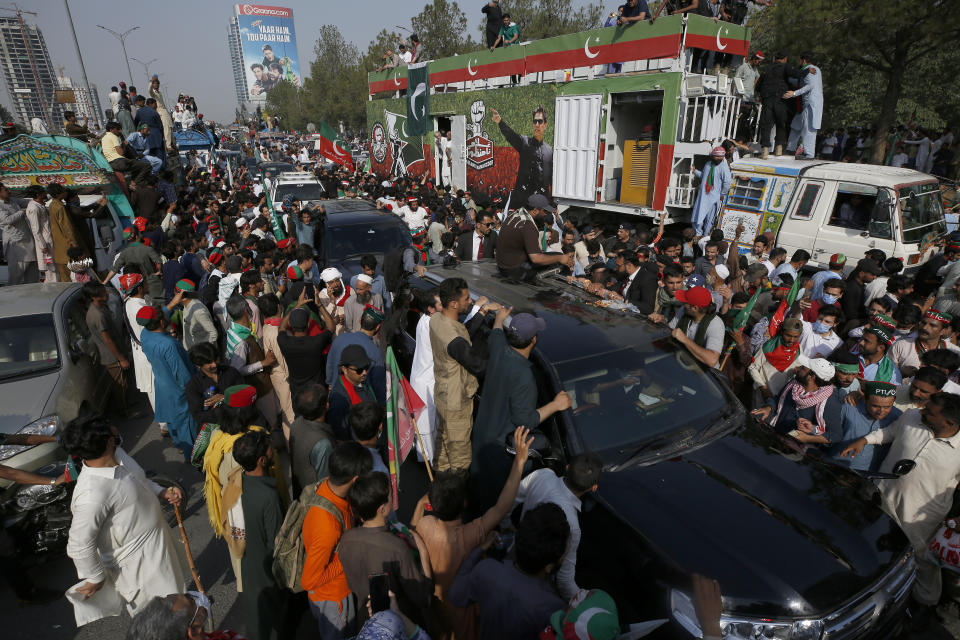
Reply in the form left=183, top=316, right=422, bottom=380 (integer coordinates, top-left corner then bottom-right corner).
left=366, top=14, right=751, bottom=219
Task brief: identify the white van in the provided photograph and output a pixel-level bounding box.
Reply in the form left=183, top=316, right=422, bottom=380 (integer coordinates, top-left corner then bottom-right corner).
left=715, top=158, right=946, bottom=272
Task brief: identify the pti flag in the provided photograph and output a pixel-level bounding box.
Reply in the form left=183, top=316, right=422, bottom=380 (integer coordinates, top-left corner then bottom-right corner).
left=316, top=121, right=354, bottom=171
left=385, top=347, right=425, bottom=506
left=406, top=62, right=430, bottom=137
left=260, top=174, right=287, bottom=241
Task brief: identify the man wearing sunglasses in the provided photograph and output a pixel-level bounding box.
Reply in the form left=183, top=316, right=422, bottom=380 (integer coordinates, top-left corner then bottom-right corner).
left=491, top=106, right=553, bottom=208
left=327, top=343, right=381, bottom=441
left=456, top=210, right=499, bottom=261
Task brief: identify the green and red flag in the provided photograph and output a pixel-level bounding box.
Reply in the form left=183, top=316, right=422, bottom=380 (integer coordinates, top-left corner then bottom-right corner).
left=768, top=275, right=802, bottom=337
left=316, top=121, right=354, bottom=171
left=385, top=346, right=426, bottom=506
left=260, top=171, right=287, bottom=241
left=731, top=287, right=762, bottom=332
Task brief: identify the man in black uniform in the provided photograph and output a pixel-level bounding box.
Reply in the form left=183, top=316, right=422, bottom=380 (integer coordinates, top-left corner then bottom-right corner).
left=482, top=0, right=503, bottom=48
left=755, top=52, right=804, bottom=159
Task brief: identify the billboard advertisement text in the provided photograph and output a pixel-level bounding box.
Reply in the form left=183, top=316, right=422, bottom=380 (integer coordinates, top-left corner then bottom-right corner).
left=235, top=4, right=301, bottom=103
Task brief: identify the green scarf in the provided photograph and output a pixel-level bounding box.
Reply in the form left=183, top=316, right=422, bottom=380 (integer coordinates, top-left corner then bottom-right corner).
left=226, top=321, right=252, bottom=354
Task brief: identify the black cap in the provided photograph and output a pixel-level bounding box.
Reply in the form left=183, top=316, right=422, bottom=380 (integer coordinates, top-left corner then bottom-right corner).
left=340, top=344, right=371, bottom=369
left=527, top=193, right=555, bottom=212
left=288, top=307, right=309, bottom=330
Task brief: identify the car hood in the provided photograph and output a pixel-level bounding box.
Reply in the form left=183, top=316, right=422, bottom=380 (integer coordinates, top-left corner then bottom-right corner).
left=598, top=424, right=905, bottom=617
left=0, top=372, right=56, bottom=433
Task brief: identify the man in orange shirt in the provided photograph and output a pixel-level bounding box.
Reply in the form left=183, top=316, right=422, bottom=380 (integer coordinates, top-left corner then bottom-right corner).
left=300, top=441, right=372, bottom=638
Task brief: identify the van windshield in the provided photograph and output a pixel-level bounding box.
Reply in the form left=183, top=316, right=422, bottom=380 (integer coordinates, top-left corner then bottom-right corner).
left=899, top=182, right=946, bottom=244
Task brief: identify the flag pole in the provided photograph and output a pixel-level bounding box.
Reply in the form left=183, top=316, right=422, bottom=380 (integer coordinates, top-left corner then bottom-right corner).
left=411, top=415, right=434, bottom=483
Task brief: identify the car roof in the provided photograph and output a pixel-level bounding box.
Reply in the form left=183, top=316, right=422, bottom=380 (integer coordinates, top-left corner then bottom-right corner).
left=731, top=157, right=935, bottom=186
left=0, top=283, right=77, bottom=318
left=421, top=262, right=670, bottom=364
left=273, top=172, right=319, bottom=184
left=324, top=202, right=410, bottom=227
left=323, top=199, right=389, bottom=216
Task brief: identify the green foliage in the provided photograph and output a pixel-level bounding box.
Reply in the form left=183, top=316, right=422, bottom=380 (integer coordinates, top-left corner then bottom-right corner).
left=410, top=0, right=476, bottom=58
left=486, top=0, right=605, bottom=41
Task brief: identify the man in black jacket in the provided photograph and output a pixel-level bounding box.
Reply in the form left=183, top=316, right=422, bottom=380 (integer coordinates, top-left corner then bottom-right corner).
left=482, top=0, right=503, bottom=48
left=621, top=254, right=659, bottom=314
left=456, top=210, right=498, bottom=261
left=755, top=52, right=805, bottom=158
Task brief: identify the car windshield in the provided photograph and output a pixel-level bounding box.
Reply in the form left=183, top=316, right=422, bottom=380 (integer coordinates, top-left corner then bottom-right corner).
left=555, top=339, right=729, bottom=455
left=274, top=183, right=326, bottom=201
left=899, top=182, right=946, bottom=244
left=325, top=221, right=411, bottom=262
left=0, top=314, right=59, bottom=381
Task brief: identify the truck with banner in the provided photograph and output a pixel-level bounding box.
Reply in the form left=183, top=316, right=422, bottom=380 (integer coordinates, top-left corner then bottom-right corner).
left=366, top=13, right=753, bottom=223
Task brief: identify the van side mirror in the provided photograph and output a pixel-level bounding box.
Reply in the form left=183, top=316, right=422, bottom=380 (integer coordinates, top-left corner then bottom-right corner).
left=505, top=430, right=553, bottom=461
left=869, top=189, right=894, bottom=239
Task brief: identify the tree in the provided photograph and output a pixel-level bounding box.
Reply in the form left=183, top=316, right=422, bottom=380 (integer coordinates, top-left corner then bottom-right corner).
left=480, top=0, right=605, bottom=41
left=410, top=0, right=474, bottom=58
left=760, top=1, right=960, bottom=163
left=264, top=81, right=306, bottom=132
left=303, top=24, right=366, bottom=132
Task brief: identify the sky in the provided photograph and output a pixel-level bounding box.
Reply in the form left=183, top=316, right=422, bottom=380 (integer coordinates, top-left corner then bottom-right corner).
left=20, top=0, right=597, bottom=124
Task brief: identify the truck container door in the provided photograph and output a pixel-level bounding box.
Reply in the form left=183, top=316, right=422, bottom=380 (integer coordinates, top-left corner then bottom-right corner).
left=552, top=94, right=603, bottom=202
left=450, top=115, right=467, bottom=191
left=811, top=182, right=895, bottom=268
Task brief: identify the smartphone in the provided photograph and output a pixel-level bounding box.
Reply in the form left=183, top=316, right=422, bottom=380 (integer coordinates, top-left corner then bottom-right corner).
left=369, top=572, right=390, bottom=614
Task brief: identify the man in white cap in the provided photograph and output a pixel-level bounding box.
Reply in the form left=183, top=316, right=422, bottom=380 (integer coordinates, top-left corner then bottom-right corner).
left=690, top=146, right=732, bottom=237
left=317, top=267, right=350, bottom=336
left=343, top=272, right=384, bottom=336
left=397, top=196, right=429, bottom=230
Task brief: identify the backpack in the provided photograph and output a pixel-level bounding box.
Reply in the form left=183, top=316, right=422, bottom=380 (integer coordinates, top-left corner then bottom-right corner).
left=272, top=482, right=345, bottom=593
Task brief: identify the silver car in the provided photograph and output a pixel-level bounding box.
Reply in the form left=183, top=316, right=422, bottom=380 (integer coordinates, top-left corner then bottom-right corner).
left=0, top=283, right=111, bottom=487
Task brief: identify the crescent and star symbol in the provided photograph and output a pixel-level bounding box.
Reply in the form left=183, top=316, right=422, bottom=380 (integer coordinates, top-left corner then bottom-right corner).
left=716, top=25, right=729, bottom=50
left=584, top=36, right=600, bottom=58
left=409, top=83, right=427, bottom=121
left=467, top=59, right=478, bottom=76
left=393, top=72, right=401, bottom=87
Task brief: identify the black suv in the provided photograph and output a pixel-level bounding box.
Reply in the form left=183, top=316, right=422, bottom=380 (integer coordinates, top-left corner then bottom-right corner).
left=407, top=261, right=915, bottom=640
left=319, top=199, right=411, bottom=276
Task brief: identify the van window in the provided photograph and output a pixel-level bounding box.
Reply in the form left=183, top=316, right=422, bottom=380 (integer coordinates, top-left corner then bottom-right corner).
left=827, top=183, right=878, bottom=231
left=900, top=182, right=946, bottom=244
left=726, top=176, right=766, bottom=211
left=791, top=183, right=821, bottom=219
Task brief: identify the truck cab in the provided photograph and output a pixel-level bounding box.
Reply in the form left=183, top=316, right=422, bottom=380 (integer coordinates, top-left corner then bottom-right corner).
left=717, top=158, right=946, bottom=272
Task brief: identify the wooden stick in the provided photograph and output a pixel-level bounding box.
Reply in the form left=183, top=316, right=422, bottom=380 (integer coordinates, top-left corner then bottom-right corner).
left=174, top=502, right=205, bottom=594
left=411, top=415, right=434, bottom=483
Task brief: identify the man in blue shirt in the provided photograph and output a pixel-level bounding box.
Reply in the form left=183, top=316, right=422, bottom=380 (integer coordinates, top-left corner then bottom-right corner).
left=830, top=381, right=901, bottom=471
left=618, top=0, right=650, bottom=23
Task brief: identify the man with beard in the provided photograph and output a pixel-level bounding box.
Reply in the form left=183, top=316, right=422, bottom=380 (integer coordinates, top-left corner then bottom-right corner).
left=842, top=392, right=960, bottom=624
left=496, top=194, right=573, bottom=280
left=491, top=106, right=553, bottom=206
left=691, top=147, right=732, bottom=237
left=751, top=356, right=843, bottom=444
left=317, top=267, right=350, bottom=337
left=889, top=309, right=959, bottom=378
left=829, top=380, right=902, bottom=471
left=343, top=274, right=384, bottom=335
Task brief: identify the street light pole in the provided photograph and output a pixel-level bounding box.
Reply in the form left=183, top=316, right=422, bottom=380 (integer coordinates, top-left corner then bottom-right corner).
left=63, top=0, right=98, bottom=129
left=96, top=24, right=139, bottom=87
left=131, top=57, right=158, bottom=83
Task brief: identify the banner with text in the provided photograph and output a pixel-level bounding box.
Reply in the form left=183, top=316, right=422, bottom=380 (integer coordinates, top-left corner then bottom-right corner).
left=234, top=4, right=302, bottom=103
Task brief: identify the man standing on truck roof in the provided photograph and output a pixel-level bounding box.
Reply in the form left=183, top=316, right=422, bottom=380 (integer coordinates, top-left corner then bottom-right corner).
left=755, top=52, right=805, bottom=158
left=783, top=52, right=823, bottom=160
left=691, top=147, right=732, bottom=237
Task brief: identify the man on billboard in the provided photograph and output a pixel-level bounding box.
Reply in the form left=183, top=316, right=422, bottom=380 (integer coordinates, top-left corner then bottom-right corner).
left=249, top=63, right=267, bottom=96
left=491, top=105, right=553, bottom=206
left=262, top=44, right=279, bottom=68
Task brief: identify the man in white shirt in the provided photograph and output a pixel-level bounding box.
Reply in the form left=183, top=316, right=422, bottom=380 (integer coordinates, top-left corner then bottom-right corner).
left=514, top=452, right=602, bottom=600
left=397, top=196, right=429, bottom=230
left=841, top=393, right=960, bottom=613
left=398, top=44, right=413, bottom=64
left=820, top=131, right=838, bottom=158
left=409, top=288, right=440, bottom=462
left=799, top=305, right=842, bottom=359
left=891, top=147, right=909, bottom=168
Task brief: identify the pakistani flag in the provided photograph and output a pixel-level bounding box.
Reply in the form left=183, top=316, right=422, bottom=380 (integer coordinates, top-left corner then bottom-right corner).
left=406, top=62, right=430, bottom=137
left=385, top=346, right=425, bottom=506
left=317, top=121, right=355, bottom=171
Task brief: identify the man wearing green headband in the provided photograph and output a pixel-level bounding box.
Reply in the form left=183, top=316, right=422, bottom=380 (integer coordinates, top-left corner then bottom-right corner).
left=830, top=352, right=861, bottom=396
left=830, top=380, right=901, bottom=471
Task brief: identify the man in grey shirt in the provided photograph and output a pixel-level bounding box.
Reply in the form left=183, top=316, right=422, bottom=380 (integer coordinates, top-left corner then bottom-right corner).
left=83, top=282, right=131, bottom=417
left=0, top=183, right=38, bottom=285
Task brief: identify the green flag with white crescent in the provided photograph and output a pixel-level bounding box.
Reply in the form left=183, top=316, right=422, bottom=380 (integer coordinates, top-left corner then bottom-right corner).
left=406, top=62, right=430, bottom=137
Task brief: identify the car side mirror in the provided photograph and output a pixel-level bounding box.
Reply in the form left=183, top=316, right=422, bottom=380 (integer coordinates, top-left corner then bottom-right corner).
left=869, top=189, right=894, bottom=239
left=100, top=226, right=115, bottom=244
left=892, top=459, right=915, bottom=476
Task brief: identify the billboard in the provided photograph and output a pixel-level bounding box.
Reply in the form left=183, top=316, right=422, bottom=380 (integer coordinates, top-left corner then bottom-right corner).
left=234, top=4, right=301, bottom=103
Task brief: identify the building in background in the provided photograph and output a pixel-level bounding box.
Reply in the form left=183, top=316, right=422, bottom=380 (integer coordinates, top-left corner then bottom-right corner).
left=227, top=4, right=301, bottom=107
left=0, top=14, right=64, bottom=129
left=57, top=74, right=104, bottom=130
